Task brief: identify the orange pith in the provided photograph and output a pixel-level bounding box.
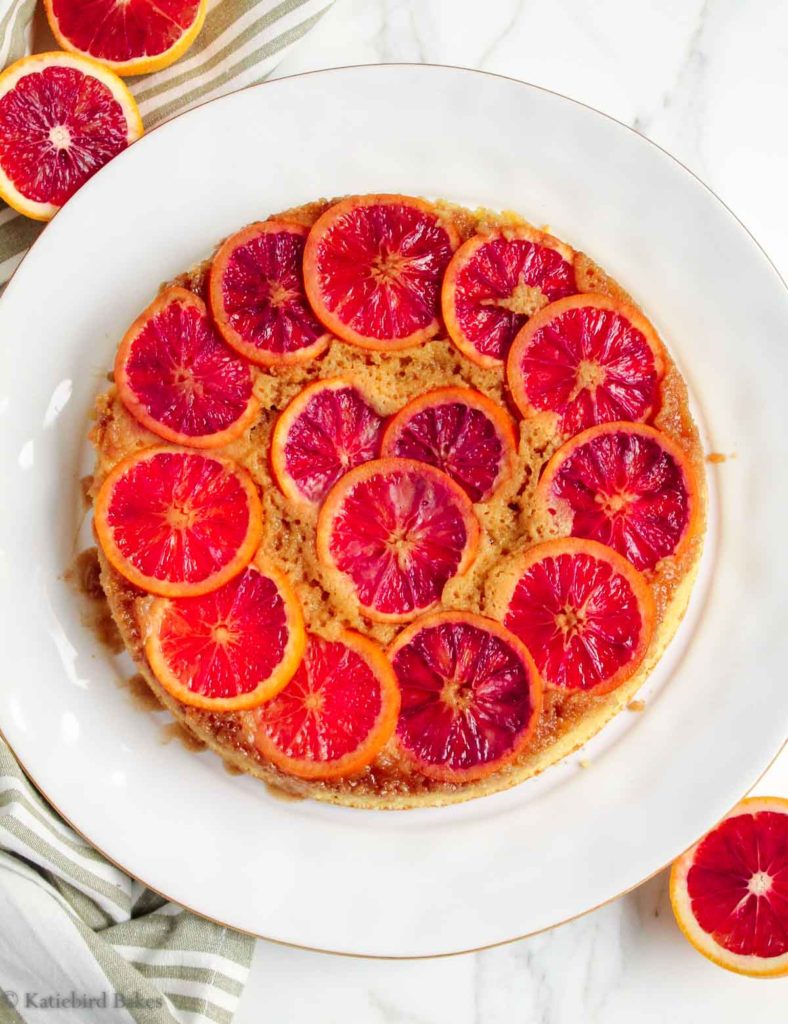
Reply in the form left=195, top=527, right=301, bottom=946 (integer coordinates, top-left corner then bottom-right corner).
left=44, top=0, right=208, bottom=77
left=670, top=797, right=788, bottom=978
left=389, top=611, right=543, bottom=782
left=94, top=446, right=262, bottom=597
left=303, top=194, right=460, bottom=351
left=316, top=457, right=481, bottom=622
left=254, top=629, right=400, bottom=780
left=114, top=286, right=259, bottom=448
left=380, top=385, right=518, bottom=503
left=143, top=553, right=306, bottom=712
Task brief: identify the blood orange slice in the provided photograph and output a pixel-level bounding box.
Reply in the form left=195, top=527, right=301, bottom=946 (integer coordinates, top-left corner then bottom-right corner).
left=507, top=294, right=665, bottom=436
left=380, top=386, right=517, bottom=503
left=489, top=538, right=655, bottom=694
left=389, top=611, right=542, bottom=782
left=536, top=422, right=701, bottom=572
left=316, top=458, right=480, bottom=622
left=254, top=630, right=400, bottom=780
left=143, top=553, right=305, bottom=711
left=209, top=221, right=330, bottom=367
left=670, top=797, right=788, bottom=977
left=442, top=226, right=577, bottom=367
left=271, top=377, right=384, bottom=507
left=303, top=194, right=459, bottom=351
left=94, top=447, right=262, bottom=596
left=0, top=52, right=142, bottom=221
left=44, top=0, right=207, bottom=77
left=115, top=286, right=258, bottom=448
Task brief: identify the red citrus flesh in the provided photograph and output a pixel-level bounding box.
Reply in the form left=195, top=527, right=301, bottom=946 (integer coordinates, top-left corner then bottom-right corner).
left=507, top=294, right=665, bottom=436
left=115, top=286, right=258, bottom=448
left=494, top=538, right=655, bottom=694
left=537, top=422, right=699, bottom=572
left=442, top=227, right=577, bottom=367
left=254, top=631, right=400, bottom=780
left=389, top=611, right=543, bottom=782
left=209, top=221, right=330, bottom=366
left=670, top=797, right=788, bottom=977
left=144, top=554, right=305, bottom=711
left=0, top=53, right=142, bottom=221
left=303, top=194, right=459, bottom=351
left=316, top=458, right=480, bottom=622
left=94, top=447, right=262, bottom=596
left=271, top=378, right=384, bottom=507
left=380, top=386, right=517, bottom=503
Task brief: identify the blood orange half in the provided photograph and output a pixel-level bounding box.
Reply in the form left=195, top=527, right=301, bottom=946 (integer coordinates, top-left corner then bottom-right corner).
left=536, top=422, right=701, bottom=572
left=209, top=220, right=331, bottom=367
left=489, top=538, right=655, bottom=694
left=44, top=0, right=207, bottom=77
left=303, top=194, right=459, bottom=351
left=143, top=553, right=305, bottom=712
left=0, top=52, right=142, bottom=221
left=94, top=447, right=262, bottom=596
left=115, top=286, right=258, bottom=448
left=670, top=797, right=788, bottom=977
left=271, top=377, right=383, bottom=507
left=507, top=294, right=665, bottom=436
left=316, top=458, right=480, bottom=622
left=442, top=226, right=577, bottom=367
left=254, top=630, right=400, bottom=780
left=380, top=386, right=517, bottom=503
left=389, top=611, right=543, bottom=782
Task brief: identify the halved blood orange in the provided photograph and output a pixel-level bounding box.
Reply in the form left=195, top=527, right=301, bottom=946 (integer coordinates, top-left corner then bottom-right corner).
left=536, top=422, right=701, bottom=572
left=316, top=458, right=480, bottom=622
left=489, top=538, right=655, bottom=694
left=44, top=0, right=207, bottom=77
left=271, top=377, right=383, bottom=507
left=143, top=553, right=305, bottom=712
left=507, top=294, right=665, bottom=436
left=94, top=447, right=262, bottom=596
left=303, top=194, right=459, bottom=351
left=389, top=611, right=542, bottom=782
left=670, top=797, right=788, bottom=977
left=115, top=286, right=258, bottom=448
left=209, top=221, right=331, bottom=367
left=0, top=52, right=143, bottom=221
left=380, top=386, right=517, bottom=503
left=254, top=630, right=400, bottom=780
left=442, top=226, right=577, bottom=368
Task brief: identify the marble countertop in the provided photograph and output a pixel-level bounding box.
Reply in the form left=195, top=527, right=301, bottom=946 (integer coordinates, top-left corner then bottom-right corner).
left=236, top=1, right=788, bottom=1020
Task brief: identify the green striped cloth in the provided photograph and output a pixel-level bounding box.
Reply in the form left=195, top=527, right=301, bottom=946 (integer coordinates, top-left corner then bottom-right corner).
left=0, top=2, right=334, bottom=1020
left=0, top=0, right=334, bottom=283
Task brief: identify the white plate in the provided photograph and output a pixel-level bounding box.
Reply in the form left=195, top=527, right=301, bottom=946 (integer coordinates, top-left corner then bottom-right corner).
left=1, top=65, right=786, bottom=958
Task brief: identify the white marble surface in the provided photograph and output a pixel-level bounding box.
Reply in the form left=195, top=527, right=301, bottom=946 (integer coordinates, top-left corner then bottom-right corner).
left=236, top=1, right=788, bottom=1020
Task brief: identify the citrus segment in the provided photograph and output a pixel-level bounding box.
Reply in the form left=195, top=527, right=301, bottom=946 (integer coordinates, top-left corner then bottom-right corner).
left=316, top=458, right=480, bottom=622
left=442, top=226, right=577, bottom=367
left=536, top=422, right=700, bottom=571
left=303, top=194, right=459, bottom=351
left=115, top=286, right=257, bottom=448
left=94, top=447, right=262, bottom=596
left=271, top=377, right=383, bottom=507
left=389, top=611, right=542, bottom=782
left=0, top=52, right=142, bottom=221
left=507, top=294, right=665, bottom=435
left=491, top=538, right=655, bottom=694
left=44, top=0, right=207, bottom=76
left=143, top=554, right=305, bottom=711
left=209, top=220, right=330, bottom=366
left=254, top=631, right=400, bottom=780
left=380, top=386, right=517, bottom=503
left=670, top=797, right=788, bottom=977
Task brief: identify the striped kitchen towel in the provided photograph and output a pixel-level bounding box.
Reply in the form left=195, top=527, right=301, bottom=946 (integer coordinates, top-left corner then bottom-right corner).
left=0, top=0, right=334, bottom=284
